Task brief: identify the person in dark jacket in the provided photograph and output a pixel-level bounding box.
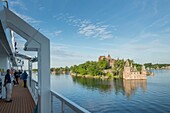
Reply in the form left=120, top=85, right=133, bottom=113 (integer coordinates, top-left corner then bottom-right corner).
left=14, top=70, right=19, bottom=84
left=4, top=69, right=12, bottom=102
left=22, top=70, right=28, bottom=88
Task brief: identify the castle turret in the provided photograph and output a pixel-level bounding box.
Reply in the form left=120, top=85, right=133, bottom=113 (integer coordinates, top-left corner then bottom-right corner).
left=125, top=60, right=130, bottom=67
left=134, top=65, right=137, bottom=71
left=142, top=65, right=146, bottom=71
left=108, top=54, right=111, bottom=59
left=130, top=63, right=133, bottom=68
left=142, top=65, right=147, bottom=74
left=123, top=60, right=131, bottom=79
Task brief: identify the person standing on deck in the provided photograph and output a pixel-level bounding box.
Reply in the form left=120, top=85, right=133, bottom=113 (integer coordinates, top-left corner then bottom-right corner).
left=11, top=68, right=16, bottom=86
left=22, top=70, right=28, bottom=88
left=14, top=70, right=19, bottom=84
left=4, top=69, right=12, bottom=102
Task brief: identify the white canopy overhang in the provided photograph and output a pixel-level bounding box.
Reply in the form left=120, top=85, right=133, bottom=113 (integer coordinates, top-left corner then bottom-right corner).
left=0, top=6, right=51, bottom=113
left=0, top=18, right=17, bottom=66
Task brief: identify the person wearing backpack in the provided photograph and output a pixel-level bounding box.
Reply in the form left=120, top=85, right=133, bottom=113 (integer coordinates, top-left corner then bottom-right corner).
left=22, top=70, right=28, bottom=88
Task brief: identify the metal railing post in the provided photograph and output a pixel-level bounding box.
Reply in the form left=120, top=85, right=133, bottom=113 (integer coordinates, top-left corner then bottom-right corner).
left=62, top=101, right=65, bottom=113
left=51, top=95, right=53, bottom=113
left=29, top=84, right=90, bottom=113
left=51, top=90, right=90, bottom=113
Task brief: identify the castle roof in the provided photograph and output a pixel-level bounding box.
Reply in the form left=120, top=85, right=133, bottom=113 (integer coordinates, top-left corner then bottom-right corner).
left=125, top=60, right=130, bottom=67
left=108, top=54, right=111, bottom=58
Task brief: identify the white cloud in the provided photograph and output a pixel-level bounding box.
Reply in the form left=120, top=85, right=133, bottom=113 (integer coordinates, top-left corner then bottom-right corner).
left=50, top=43, right=101, bottom=67
left=39, top=6, right=44, bottom=11
left=51, top=43, right=68, bottom=50
left=54, top=31, right=62, bottom=37
left=129, top=32, right=159, bottom=44
left=50, top=43, right=108, bottom=60
left=55, top=14, right=116, bottom=40
left=78, top=20, right=114, bottom=40
left=51, top=43, right=109, bottom=52
left=161, top=27, right=170, bottom=33
left=142, top=13, right=170, bottom=33
left=41, top=30, right=63, bottom=39
left=153, top=0, right=158, bottom=15
left=9, top=0, right=27, bottom=10
left=50, top=43, right=85, bottom=59
left=123, top=32, right=169, bottom=53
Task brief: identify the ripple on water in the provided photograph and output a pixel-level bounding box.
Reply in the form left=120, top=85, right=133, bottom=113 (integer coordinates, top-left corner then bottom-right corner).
left=51, top=71, right=170, bottom=113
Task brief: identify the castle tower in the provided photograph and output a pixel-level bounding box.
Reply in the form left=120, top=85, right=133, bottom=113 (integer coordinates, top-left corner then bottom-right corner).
left=134, top=65, right=137, bottom=71
left=108, top=54, right=111, bottom=58
left=142, top=65, right=146, bottom=71
left=107, top=54, right=112, bottom=61
left=123, top=60, right=131, bottom=79
left=98, top=56, right=106, bottom=61
left=141, top=65, right=147, bottom=74
left=130, top=63, right=133, bottom=68
left=125, top=60, right=130, bottom=67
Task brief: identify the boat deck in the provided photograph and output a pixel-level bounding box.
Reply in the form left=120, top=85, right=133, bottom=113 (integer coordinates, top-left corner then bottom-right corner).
left=0, top=79, right=35, bottom=113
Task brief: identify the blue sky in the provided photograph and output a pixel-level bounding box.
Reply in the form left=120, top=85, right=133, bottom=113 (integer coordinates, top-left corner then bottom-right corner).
left=8, top=0, right=170, bottom=67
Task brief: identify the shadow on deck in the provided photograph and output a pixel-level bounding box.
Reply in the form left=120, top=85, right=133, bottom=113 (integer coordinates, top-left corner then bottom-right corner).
left=0, top=79, right=35, bottom=113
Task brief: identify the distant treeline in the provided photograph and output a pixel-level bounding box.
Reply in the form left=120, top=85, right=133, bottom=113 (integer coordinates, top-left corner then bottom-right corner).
left=32, top=66, right=70, bottom=74
left=32, top=62, right=170, bottom=75
left=50, top=66, right=70, bottom=74
left=32, top=69, right=38, bottom=72
left=144, top=63, right=170, bottom=69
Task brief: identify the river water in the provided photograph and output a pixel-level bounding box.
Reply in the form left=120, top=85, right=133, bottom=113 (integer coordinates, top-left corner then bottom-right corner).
left=51, top=70, right=170, bottom=113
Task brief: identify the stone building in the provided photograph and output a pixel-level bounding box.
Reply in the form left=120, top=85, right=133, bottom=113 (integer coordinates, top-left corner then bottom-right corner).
left=98, top=54, right=116, bottom=68
left=123, top=60, right=147, bottom=80
left=98, top=56, right=106, bottom=61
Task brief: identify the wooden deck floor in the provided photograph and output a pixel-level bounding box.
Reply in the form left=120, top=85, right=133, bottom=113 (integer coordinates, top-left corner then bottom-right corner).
left=0, top=79, right=35, bottom=113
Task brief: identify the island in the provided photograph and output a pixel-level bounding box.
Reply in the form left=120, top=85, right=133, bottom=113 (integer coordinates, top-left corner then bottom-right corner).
left=70, top=54, right=149, bottom=79
left=32, top=54, right=170, bottom=80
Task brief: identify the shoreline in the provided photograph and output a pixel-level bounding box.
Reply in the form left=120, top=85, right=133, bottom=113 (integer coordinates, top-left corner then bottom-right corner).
left=70, top=73, right=120, bottom=79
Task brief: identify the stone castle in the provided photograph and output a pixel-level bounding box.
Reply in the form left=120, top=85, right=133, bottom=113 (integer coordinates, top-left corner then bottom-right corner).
left=98, top=55, right=147, bottom=80
left=98, top=54, right=116, bottom=68
left=123, top=60, right=147, bottom=80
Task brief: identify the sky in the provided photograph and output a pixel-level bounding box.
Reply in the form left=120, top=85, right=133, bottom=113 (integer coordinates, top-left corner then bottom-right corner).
left=6, top=0, right=170, bottom=68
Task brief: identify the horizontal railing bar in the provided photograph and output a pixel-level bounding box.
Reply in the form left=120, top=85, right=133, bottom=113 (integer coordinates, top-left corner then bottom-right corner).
left=32, top=78, right=38, bottom=83
left=51, top=90, right=90, bottom=113
left=35, top=86, right=38, bottom=90
left=30, top=79, right=90, bottom=113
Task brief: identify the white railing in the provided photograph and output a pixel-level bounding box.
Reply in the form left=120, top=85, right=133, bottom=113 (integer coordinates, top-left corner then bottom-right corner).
left=51, top=90, right=90, bottom=113
left=27, top=76, right=38, bottom=103
left=31, top=79, right=38, bottom=103
left=27, top=77, right=90, bottom=113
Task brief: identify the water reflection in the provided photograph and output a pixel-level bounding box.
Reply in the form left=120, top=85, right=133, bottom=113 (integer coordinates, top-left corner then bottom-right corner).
left=123, top=80, right=147, bottom=98
left=72, top=77, right=113, bottom=92
left=72, top=76, right=147, bottom=98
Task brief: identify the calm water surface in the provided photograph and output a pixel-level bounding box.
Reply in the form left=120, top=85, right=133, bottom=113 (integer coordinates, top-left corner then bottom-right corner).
left=51, top=70, right=170, bottom=113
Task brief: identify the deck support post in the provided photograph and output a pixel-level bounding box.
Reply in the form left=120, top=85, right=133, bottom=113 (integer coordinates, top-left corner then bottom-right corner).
left=38, top=39, right=51, bottom=113
left=28, top=60, right=32, bottom=88
left=62, top=101, right=65, bottom=113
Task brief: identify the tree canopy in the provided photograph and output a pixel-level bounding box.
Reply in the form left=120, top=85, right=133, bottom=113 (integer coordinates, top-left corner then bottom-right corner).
left=71, top=59, right=109, bottom=76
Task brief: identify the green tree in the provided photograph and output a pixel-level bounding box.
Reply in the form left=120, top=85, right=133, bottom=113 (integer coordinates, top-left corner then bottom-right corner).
left=32, top=69, right=38, bottom=72
left=97, top=58, right=109, bottom=70
left=112, top=59, right=124, bottom=78
left=50, top=67, right=55, bottom=72
left=133, top=64, right=142, bottom=71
